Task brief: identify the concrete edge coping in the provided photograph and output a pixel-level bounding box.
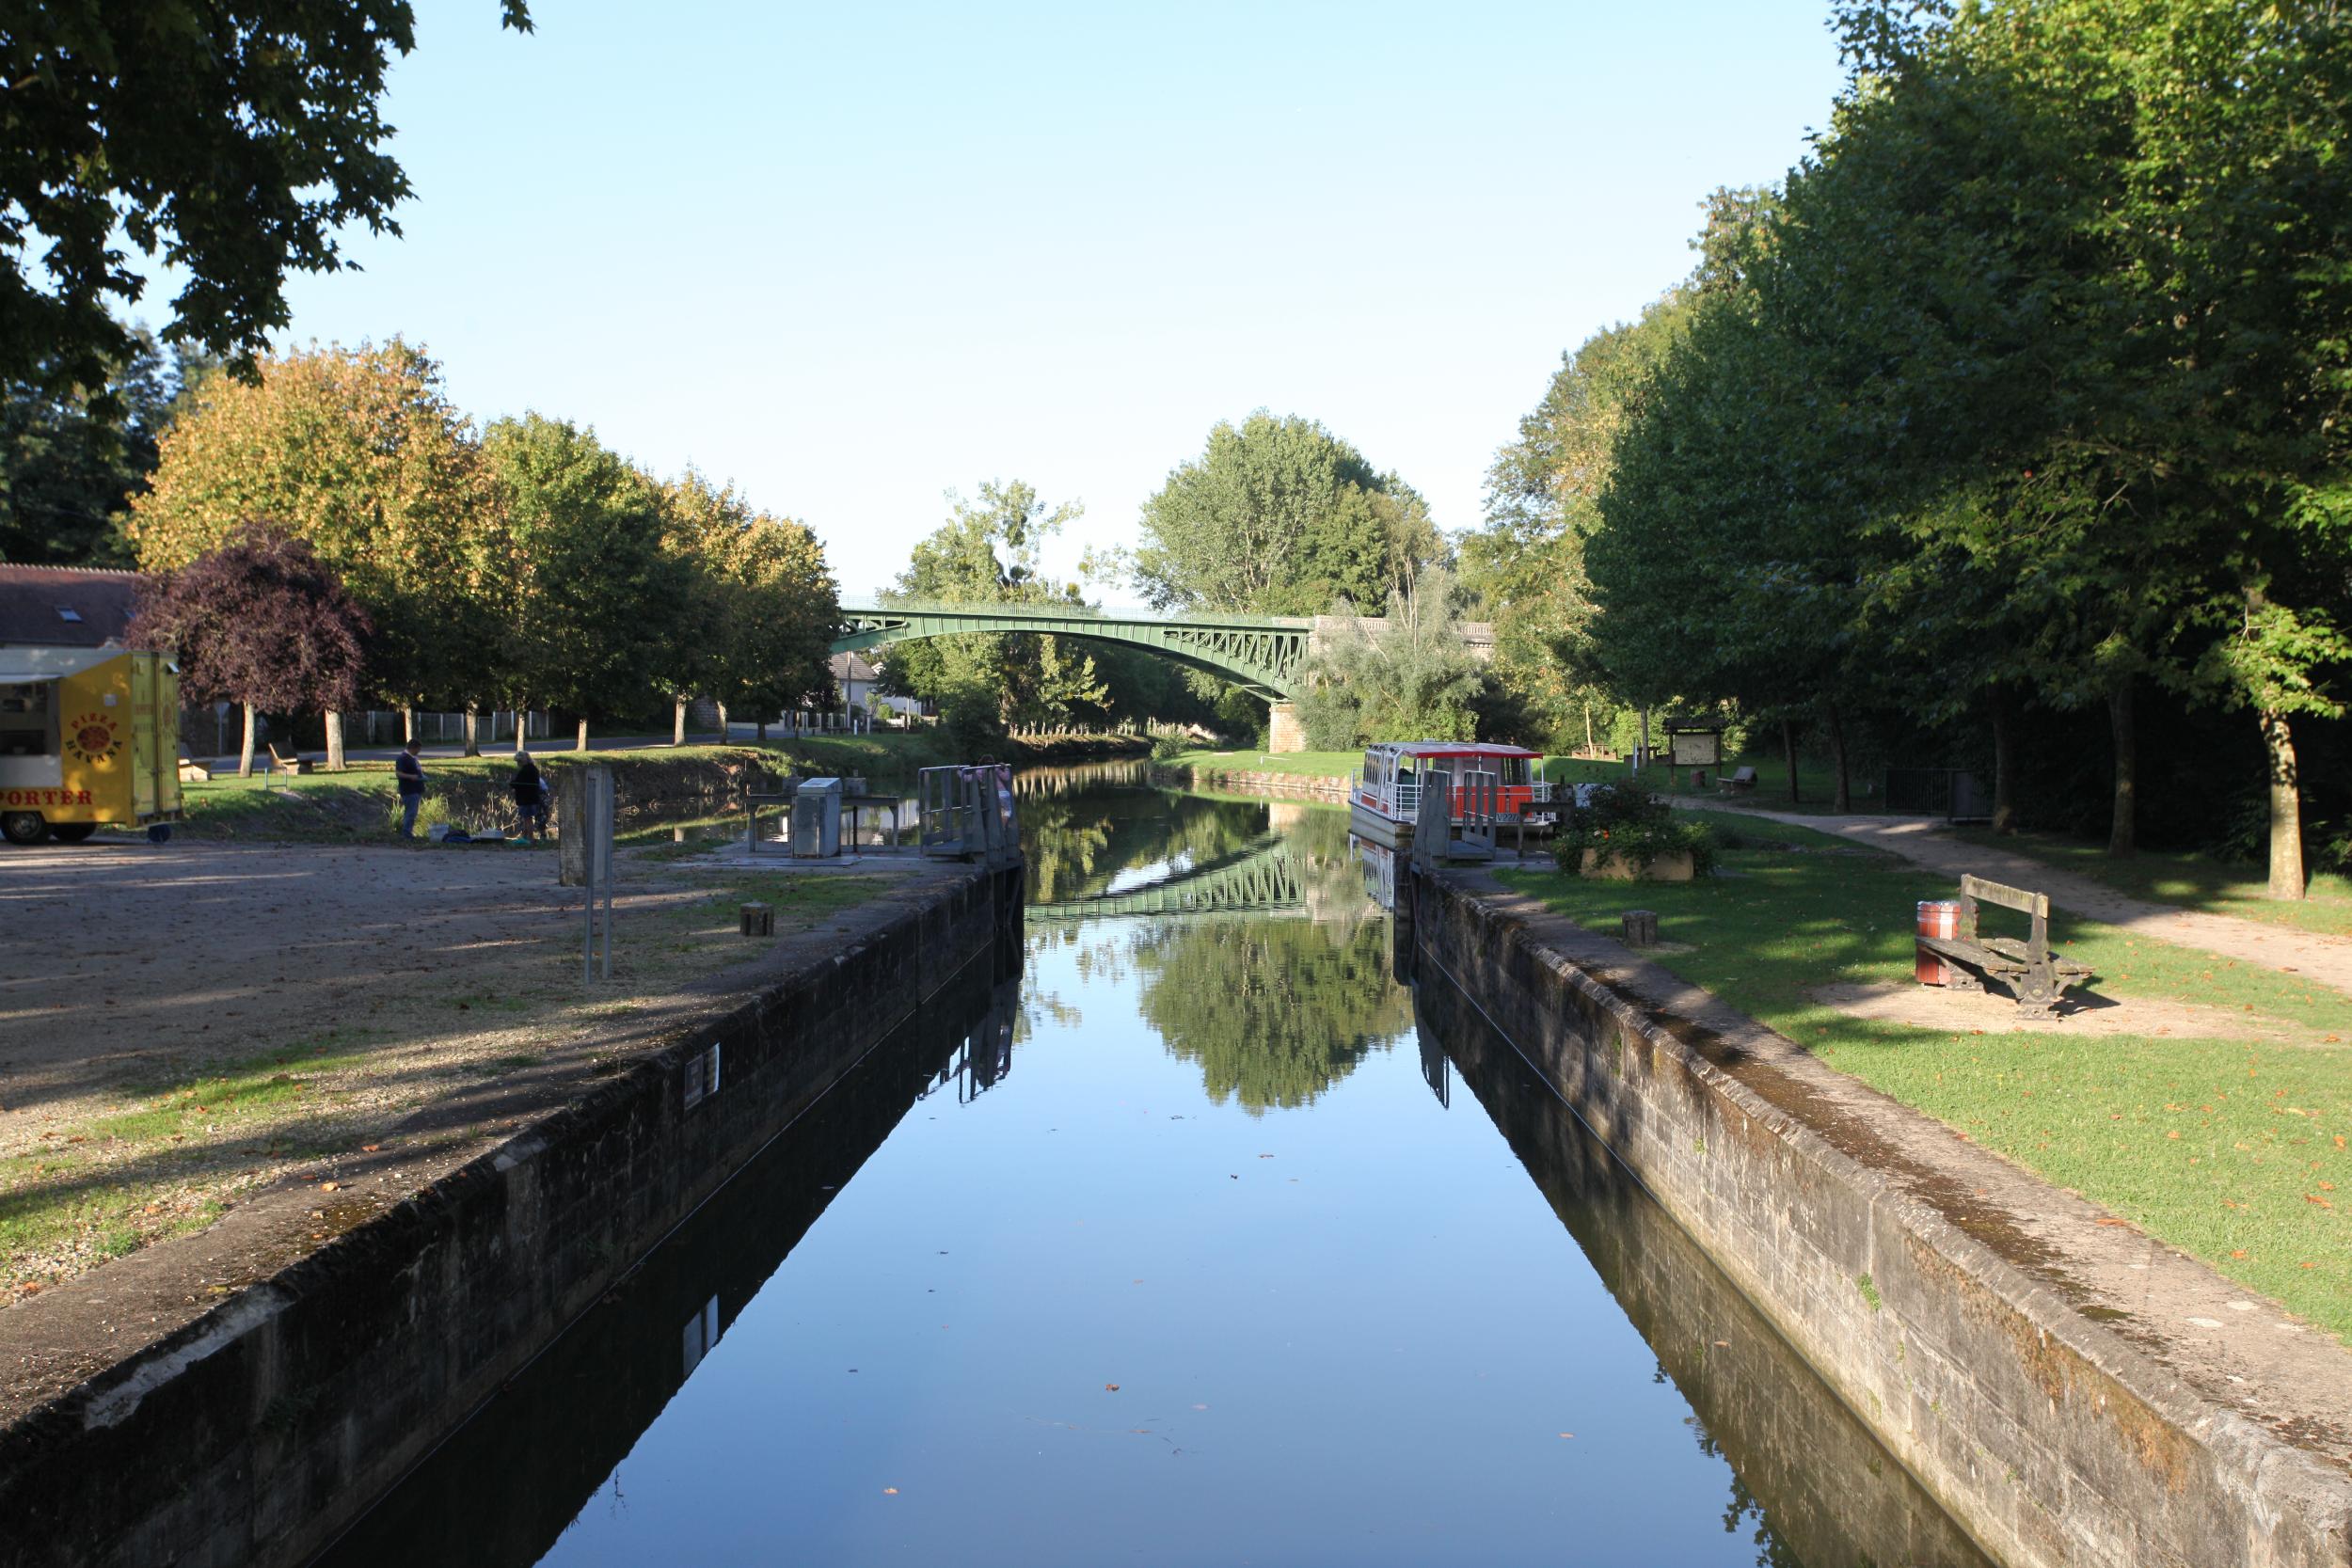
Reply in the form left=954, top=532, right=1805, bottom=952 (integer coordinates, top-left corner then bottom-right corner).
left=1439, top=873, right=2352, bottom=1518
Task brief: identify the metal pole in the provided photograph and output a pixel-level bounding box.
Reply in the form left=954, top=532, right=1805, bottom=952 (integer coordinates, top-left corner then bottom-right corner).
left=597, top=770, right=613, bottom=979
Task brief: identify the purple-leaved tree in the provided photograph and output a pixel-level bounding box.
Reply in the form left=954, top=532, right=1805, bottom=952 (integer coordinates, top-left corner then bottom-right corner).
left=133, top=522, right=372, bottom=777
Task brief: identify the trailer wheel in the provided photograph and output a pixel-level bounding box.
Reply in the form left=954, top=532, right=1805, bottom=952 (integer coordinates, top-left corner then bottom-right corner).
left=1, top=812, right=49, bottom=846
left=48, top=822, right=98, bottom=844
left=146, top=823, right=174, bottom=844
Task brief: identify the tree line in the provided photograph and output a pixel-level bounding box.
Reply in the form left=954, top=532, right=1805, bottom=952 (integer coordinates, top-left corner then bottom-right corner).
left=1461, top=0, right=2351, bottom=897
left=120, top=341, right=837, bottom=771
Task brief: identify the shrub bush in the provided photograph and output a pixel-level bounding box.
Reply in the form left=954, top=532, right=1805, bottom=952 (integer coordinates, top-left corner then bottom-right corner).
left=1552, top=784, right=1716, bottom=876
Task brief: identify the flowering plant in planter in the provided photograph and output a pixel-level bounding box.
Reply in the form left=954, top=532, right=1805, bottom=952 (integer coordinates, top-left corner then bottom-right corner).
left=1552, top=784, right=1717, bottom=877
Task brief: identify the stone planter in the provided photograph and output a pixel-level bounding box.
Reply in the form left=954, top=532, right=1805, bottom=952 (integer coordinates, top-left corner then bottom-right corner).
left=1580, top=847, right=1695, bottom=881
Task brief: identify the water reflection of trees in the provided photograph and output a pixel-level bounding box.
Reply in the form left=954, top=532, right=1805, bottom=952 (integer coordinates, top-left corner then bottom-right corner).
left=1131, top=915, right=1412, bottom=1115
left=1019, top=782, right=1406, bottom=1112
left=1021, top=785, right=1266, bottom=905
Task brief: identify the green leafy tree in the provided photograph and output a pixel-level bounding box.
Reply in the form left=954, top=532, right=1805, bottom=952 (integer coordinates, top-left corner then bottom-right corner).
left=1759, top=0, right=2352, bottom=883
left=1462, top=293, right=1693, bottom=751
left=1126, top=412, right=1445, bottom=615
left=720, top=508, right=840, bottom=738
left=127, top=341, right=501, bottom=766
left=1295, top=567, right=1485, bottom=748
left=1, top=327, right=214, bottom=565
left=648, top=474, right=838, bottom=743
left=2, top=2, right=532, bottom=412
left=879, top=481, right=1107, bottom=740
left=483, top=414, right=687, bottom=750
left=1592, top=240, right=1877, bottom=808
left=648, top=469, right=744, bottom=745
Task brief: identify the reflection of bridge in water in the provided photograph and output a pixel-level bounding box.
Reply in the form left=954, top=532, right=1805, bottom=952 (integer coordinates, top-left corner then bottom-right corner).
left=1025, top=835, right=1304, bottom=924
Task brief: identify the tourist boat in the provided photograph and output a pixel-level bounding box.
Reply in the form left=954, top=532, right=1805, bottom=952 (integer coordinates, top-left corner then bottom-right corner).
left=1348, top=740, right=1550, bottom=848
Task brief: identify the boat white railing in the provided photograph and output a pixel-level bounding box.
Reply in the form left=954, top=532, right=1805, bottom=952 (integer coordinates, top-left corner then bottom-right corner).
left=1528, top=779, right=1553, bottom=803
left=1395, top=776, right=1421, bottom=816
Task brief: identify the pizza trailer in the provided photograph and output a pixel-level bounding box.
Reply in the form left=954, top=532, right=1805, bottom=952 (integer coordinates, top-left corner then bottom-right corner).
left=0, top=646, right=183, bottom=845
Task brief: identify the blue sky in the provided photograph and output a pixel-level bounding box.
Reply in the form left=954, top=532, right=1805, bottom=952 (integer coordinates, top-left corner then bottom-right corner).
left=156, top=2, right=1851, bottom=605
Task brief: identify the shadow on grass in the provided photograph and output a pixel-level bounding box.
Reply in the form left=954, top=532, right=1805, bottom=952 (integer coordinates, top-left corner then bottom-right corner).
left=1496, top=843, right=2352, bottom=1342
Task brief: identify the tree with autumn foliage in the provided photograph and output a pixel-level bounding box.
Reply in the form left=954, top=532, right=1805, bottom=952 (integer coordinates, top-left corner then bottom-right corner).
left=483, top=413, right=687, bottom=751
left=648, top=470, right=839, bottom=743
left=132, top=523, right=371, bottom=777
left=125, top=341, right=501, bottom=765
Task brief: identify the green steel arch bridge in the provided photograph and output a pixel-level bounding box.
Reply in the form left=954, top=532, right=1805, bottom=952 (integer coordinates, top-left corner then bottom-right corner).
left=833, top=603, right=1316, bottom=700
left=1025, top=836, right=1304, bottom=925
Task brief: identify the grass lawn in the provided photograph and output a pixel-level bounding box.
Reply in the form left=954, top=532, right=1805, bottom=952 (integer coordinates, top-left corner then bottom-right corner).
left=0, top=1042, right=362, bottom=1270
left=1947, top=827, right=2352, bottom=940
left=1166, top=749, right=1360, bottom=779
left=166, top=734, right=1123, bottom=843
left=1497, top=811, right=2352, bottom=1341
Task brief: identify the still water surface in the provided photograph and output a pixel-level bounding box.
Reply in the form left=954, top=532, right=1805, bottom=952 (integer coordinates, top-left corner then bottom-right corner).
left=322, top=771, right=1989, bottom=1567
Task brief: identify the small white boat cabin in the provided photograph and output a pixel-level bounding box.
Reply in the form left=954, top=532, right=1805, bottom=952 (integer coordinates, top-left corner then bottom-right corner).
left=1349, top=740, right=1549, bottom=848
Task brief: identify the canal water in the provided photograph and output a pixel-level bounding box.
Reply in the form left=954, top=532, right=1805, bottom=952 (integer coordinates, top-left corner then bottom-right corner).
left=319, top=770, right=1991, bottom=1568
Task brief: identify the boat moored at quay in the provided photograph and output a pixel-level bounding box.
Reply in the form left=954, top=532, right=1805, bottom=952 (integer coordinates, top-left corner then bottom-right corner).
left=1349, top=740, right=1550, bottom=848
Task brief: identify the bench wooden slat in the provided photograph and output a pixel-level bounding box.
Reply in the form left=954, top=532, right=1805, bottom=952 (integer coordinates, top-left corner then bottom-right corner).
left=1918, top=935, right=2026, bottom=974
left=1961, top=874, right=2046, bottom=918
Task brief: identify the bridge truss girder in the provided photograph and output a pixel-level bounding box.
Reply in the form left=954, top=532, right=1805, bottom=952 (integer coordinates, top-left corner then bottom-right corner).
left=833, top=606, right=1312, bottom=701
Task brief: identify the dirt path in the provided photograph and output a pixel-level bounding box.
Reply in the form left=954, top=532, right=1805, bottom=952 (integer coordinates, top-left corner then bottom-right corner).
left=0, top=837, right=964, bottom=1303
left=1689, top=806, right=2352, bottom=993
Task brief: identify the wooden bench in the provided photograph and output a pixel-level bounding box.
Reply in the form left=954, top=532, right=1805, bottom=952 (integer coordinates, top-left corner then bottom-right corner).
left=266, top=742, right=313, bottom=776
left=1916, top=874, right=2092, bottom=1020
left=1719, top=766, right=1756, bottom=794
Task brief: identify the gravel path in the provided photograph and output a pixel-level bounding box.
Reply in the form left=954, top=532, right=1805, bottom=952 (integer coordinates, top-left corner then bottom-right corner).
left=0, top=836, right=956, bottom=1296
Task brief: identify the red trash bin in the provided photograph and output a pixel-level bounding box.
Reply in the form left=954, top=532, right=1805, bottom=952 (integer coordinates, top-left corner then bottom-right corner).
left=1916, top=900, right=1959, bottom=985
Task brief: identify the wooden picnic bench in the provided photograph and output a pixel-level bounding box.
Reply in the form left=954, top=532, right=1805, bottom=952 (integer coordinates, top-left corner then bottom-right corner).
left=266, top=742, right=313, bottom=775
left=1916, top=874, right=2092, bottom=1021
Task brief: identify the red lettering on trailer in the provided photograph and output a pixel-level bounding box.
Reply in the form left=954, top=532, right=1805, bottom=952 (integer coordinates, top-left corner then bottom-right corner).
left=1, top=788, right=94, bottom=808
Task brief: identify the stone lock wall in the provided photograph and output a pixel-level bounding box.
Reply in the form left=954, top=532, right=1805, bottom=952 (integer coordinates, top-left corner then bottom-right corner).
left=1409, top=868, right=2352, bottom=1568
left=0, top=865, right=1023, bottom=1568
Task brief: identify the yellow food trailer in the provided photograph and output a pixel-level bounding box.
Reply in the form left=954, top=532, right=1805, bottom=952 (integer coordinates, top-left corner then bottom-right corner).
left=0, top=647, right=183, bottom=845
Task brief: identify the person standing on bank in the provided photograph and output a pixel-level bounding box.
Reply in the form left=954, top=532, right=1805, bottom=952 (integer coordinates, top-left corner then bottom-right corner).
left=512, top=752, right=547, bottom=843
left=396, top=738, right=425, bottom=837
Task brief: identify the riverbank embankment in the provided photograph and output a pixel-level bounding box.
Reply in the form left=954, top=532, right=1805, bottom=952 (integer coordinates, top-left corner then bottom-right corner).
left=1149, top=759, right=1352, bottom=802
left=1410, top=865, right=2352, bottom=1568
left=0, top=853, right=1022, bottom=1568
left=170, top=732, right=1150, bottom=843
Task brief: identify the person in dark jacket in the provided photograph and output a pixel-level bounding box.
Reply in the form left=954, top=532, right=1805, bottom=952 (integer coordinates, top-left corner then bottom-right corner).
left=395, top=739, right=425, bottom=837
left=512, top=752, right=548, bottom=843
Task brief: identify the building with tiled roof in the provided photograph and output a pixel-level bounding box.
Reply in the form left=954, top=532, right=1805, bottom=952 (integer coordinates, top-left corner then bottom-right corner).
left=0, top=564, right=144, bottom=648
